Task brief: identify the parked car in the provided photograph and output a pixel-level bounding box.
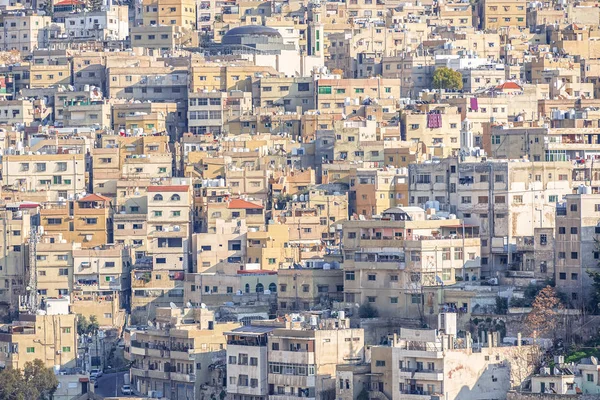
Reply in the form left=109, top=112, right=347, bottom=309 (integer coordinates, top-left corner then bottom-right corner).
left=90, top=369, right=103, bottom=379
left=121, top=384, right=132, bottom=395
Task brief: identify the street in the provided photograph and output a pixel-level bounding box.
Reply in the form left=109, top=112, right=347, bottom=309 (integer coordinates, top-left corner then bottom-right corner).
left=93, top=371, right=129, bottom=398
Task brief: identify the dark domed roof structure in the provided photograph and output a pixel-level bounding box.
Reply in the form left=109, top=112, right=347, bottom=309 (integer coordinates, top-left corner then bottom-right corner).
left=222, top=25, right=282, bottom=45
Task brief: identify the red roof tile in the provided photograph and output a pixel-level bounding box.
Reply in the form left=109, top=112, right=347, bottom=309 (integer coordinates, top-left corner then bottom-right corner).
left=495, top=81, right=522, bottom=90
left=147, top=185, right=189, bottom=192
left=79, top=193, right=110, bottom=202
left=227, top=199, right=264, bottom=210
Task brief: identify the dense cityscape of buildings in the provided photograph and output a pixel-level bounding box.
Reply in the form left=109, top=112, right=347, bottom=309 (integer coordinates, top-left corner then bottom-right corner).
left=1, top=0, right=600, bottom=399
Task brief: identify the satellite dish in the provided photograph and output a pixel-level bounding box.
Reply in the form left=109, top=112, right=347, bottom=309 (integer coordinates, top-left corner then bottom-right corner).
left=170, top=302, right=177, bottom=309
left=186, top=301, right=192, bottom=308
left=200, top=303, right=207, bottom=309
left=147, top=320, right=153, bottom=328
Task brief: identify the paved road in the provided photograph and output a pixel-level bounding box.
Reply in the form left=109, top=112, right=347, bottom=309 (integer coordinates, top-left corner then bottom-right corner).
left=94, top=371, right=128, bottom=398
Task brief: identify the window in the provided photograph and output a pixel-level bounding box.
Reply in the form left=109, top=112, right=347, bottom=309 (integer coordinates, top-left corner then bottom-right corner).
left=27, top=347, right=35, bottom=353
left=62, top=327, right=71, bottom=333
left=495, top=174, right=504, bottom=183
left=368, top=274, right=376, bottom=281
left=85, top=218, right=97, bottom=224
left=367, top=296, right=376, bottom=303
left=390, top=297, right=398, bottom=304
left=62, top=346, right=71, bottom=352
left=376, top=360, right=386, bottom=367
left=345, top=271, right=355, bottom=280
left=571, top=252, right=578, bottom=259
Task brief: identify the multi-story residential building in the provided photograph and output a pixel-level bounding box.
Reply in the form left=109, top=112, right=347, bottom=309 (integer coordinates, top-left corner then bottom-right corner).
left=106, top=64, right=189, bottom=102
left=0, top=305, right=77, bottom=369
left=36, top=234, right=76, bottom=301
left=369, top=318, right=537, bottom=400
left=71, top=244, right=131, bottom=326
left=0, top=14, right=52, bottom=53
left=408, top=157, right=574, bottom=278
left=128, top=307, right=239, bottom=398
left=130, top=25, right=195, bottom=56
left=314, top=77, right=402, bottom=113
left=141, top=0, right=196, bottom=29
left=277, top=265, right=344, bottom=313
left=554, top=193, right=600, bottom=307
left=348, top=167, right=409, bottom=218
left=40, top=194, right=112, bottom=249
left=187, top=90, right=252, bottom=135
left=267, top=321, right=365, bottom=399
left=485, top=125, right=600, bottom=163
left=225, top=323, right=283, bottom=400
left=193, top=218, right=247, bottom=274
left=130, top=268, right=184, bottom=324
left=0, top=203, right=35, bottom=317
left=255, top=76, right=314, bottom=112
left=63, top=6, right=129, bottom=40
left=401, top=104, right=461, bottom=155
left=342, top=207, right=481, bottom=318
left=146, top=182, right=193, bottom=271
left=2, top=153, right=86, bottom=201
left=478, top=0, right=526, bottom=31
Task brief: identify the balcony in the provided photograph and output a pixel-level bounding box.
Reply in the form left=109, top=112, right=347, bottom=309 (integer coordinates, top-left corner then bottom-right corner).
left=147, top=369, right=170, bottom=380
left=170, top=349, right=193, bottom=360
left=269, top=350, right=314, bottom=364
left=397, top=369, right=444, bottom=381
left=130, top=367, right=148, bottom=378
left=170, top=372, right=195, bottom=382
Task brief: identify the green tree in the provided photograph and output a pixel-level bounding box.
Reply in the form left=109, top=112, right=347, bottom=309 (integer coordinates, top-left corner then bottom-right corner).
left=495, top=296, right=508, bottom=315
left=358, top=302, right=379, bottom=318
left=77, top=314, right=89, bottom=336
left=88, top=315, right=99, bottom=334
left=588, top=269, right=600, bottom=313
left=433, top=67, right=463, bottom=90
left=23, top=359, right=58, bottom=400
left=0, top=360, right=58, bottom=400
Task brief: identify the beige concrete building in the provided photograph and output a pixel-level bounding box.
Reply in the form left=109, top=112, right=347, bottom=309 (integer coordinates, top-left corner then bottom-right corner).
left=0, top=311, right=77, bottom=369
left=478, top=0, right=526, bottom=31
left=401, top=104, right=461, bottom=154
left=0, top=14, right=53, bottom=53
left=40, top=194, right=112, bottom=249
left=277, top=266, right=344, bottom=313
left=0, top=203, right=35, bottom=317
left=128, top=307, right=239, bottom=399
left=146, top=182, right=192, bottom=271
left=71, top=244, right=130, bottom=327
left=408, top=157, right=575, bottom=278
left=342, top=207, right=480, bottom=318
left=2, top=153, right=86, bottom=201
left=369, top=323, right=537, bottom=400
left=554, top=194, right=600, bottom=307
left=225, top=324, right=282, bottom=400
left=267, top=321, right=364, bottom=400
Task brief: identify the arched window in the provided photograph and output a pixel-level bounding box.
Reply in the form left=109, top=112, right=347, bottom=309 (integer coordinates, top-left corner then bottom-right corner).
left=171, top=194, right=180, bottom=201
left=268, top=283, right=277, bottom=293
left=244, top=283, right=250, bottom=294
left=256, top=283, right=264, bottom=293
left=153, top=194, right=163, bottom=201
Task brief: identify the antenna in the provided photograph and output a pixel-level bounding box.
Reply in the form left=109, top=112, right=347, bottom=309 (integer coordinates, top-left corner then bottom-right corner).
left=25, top=226, right=41, bottom=314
